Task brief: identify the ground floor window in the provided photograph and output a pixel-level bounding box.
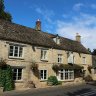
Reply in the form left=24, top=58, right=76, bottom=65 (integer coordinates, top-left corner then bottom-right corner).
left=58, top=69, right=74, bottom=80
left=12, top=68, right=22, bottom=80
left=39, top=70, right=47, bottom=80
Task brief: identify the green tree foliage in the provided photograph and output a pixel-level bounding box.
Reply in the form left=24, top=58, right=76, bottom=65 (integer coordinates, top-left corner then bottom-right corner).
left=92, top=49, right=96, bottom=55
left=0, top=11, right=12, bottom=22
left=0, top=63, right=14, bottom=91
left=0, top=0, right=12, bottom=22
left=0, top=0, right=4, bottom=12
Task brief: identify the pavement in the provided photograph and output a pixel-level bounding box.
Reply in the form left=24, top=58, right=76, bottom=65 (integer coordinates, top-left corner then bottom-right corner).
left=3, top=83, right=96, bottom=96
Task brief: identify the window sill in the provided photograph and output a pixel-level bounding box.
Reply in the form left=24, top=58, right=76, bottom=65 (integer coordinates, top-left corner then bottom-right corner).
left=40, top=79, right=47, bottom=82
left=82, top=63, right=86, bottom=65
left=41, top=59, right=48, bottom=62
left=58, top=79, right=74, bottom=82
left=58, top=62, right=63, bottom=64
left=8, top=57, right=24, bottom=60
left=14, top=80, right=23, bottom=83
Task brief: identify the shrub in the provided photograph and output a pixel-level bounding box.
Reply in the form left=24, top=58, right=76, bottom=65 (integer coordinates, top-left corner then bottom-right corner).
left=84, top=75, right=93, bottom=82
left=47, top=76, right=59, bottom=85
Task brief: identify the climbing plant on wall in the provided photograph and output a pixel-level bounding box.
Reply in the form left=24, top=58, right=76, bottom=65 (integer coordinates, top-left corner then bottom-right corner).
left=0, top=60, right=14, bottom=91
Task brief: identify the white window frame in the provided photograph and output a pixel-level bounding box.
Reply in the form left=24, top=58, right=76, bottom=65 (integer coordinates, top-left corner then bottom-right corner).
left=82, top=57, right=86, bottom=64
left=41, top=49, right=48, bottom=61
left=68, top=52, right=74, bottom=64
left=9, top=45, right=23, bottom=58
left=53, top=37, right=60, bottom=44
left=12, top=68, right=22, bottom=81
left=58, top=54, right=63, bottom=63
left=39, top=70, right=47, bottom=80
left=58, top=69, right=74, bottom=81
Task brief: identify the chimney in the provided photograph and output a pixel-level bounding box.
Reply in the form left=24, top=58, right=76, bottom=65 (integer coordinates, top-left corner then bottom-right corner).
left=35, top=19, right=41, bottom=31
left=76, top=33, right=81, bottom=42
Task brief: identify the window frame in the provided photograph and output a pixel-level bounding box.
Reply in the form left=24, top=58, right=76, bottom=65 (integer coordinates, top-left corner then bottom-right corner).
left=39, top=70, right=47, bottom=80
left=67, top=52, right=74, bottom=64
left=12, top=68, right=22, bottom=81
left=82, top=57, right=86, bottom=64
left=58, top=69, right=74, bottom=81
left=41, top=49, right=48, bottom=61
left=9, top=45, right=23, bottom=59
left=58, top=54, right=63, bottom=63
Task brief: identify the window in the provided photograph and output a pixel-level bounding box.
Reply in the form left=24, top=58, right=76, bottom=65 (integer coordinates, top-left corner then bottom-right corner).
left=9, top=45, right=23, bottom=58
left=12, top=68, right=22, bottom=80
left=39, top=70, right=47, bottom=80
left=58, top=69, right=74, bottom=80
left=58, top=54, right=63, bottom=63
left=68, top=52, right=74, bottom=64
left=53, top=36, right=60, bottom=44
left=41, top=49, right=48, bottom=60
left=82, top=57, right=86, bottom=64
left=94, top=69, right=96, bottom=74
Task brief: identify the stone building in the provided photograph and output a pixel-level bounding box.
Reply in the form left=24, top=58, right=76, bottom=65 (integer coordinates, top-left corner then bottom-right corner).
left=0, top=19, right=93, bottom=89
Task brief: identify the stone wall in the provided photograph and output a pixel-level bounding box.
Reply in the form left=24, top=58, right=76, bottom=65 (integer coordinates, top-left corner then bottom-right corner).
left=0, top=40, right=92, bottom=89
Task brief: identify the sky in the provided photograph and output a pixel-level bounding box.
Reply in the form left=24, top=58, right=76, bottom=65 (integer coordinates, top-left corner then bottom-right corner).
left=4, top=0, right=96, bottom=51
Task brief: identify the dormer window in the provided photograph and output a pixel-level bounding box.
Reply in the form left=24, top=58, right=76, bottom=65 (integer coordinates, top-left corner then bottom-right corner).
left=53, top=34, right=60, bottom=44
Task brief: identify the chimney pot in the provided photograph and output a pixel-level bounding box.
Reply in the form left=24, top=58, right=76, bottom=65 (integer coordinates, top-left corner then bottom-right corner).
left=76, top=33, right=81, bottom=42
left=36, top=19, right=41, bottom=31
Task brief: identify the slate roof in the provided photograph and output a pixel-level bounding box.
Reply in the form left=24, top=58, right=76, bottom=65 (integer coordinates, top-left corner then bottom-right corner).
left=0, top=19, right=90, bottom=54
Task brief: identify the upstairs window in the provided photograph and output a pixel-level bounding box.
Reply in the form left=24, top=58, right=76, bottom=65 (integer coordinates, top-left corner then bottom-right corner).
left=9, top=45, right=23, bottom=58
left=67, top=52, right=74, bottom=64
left=58, top=54, right=63, bottom=63
left=82, top=57, right=86, bottom=64
left=41, top=49, right=48, bottom=60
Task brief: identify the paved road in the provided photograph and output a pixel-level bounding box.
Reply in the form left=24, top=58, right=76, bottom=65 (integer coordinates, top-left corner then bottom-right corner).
left=3, top=84, right=96, bottom=96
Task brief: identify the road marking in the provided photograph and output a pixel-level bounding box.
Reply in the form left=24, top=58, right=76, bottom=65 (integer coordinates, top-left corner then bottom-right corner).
left=76, top=89, right=96, bottom=96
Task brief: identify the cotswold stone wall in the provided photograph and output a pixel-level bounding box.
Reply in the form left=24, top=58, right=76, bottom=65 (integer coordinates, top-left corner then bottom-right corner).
left=0, top=40, right=92, bottom=89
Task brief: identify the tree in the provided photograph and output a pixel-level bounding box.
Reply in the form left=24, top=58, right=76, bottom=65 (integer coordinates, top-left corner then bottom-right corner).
left=0, top=0, right=12, bottom=22
left=0, top=11, right=12, bottom=22
left=87, top=48, right=91, bottom=53
left=0, top=0, right=4, bottom=12
left=92, top=49, right=96, bottom=55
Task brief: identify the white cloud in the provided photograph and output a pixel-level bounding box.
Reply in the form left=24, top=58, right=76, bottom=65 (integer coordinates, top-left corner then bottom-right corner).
left=35, top=7, right=55, bottom=23
left=56, top=13, right=96, bottom=50
left=73, top=3, right=84, bottom=11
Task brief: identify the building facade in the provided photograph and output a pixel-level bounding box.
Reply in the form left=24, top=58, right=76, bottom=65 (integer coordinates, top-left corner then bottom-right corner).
left=0, top=19, right=93, bottom=89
